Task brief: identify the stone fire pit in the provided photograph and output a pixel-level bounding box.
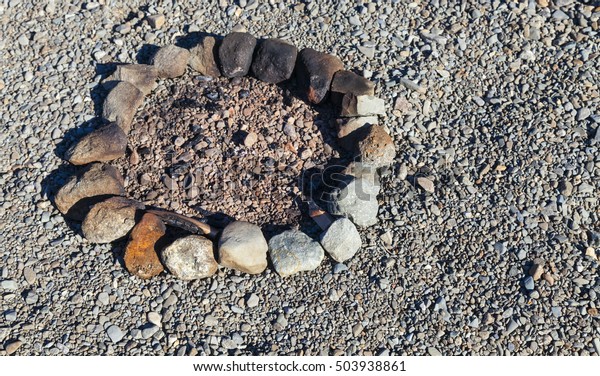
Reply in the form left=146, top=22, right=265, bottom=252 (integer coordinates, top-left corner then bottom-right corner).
left=53, top=31, right=395, bottom=280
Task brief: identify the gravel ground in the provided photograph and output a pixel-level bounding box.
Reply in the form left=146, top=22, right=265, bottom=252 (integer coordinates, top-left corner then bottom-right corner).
left=1, top=0, right=599, bottom=356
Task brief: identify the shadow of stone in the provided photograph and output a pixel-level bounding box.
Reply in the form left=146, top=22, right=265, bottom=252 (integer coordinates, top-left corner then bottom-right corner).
left=136, top=43, right=160, bottom=64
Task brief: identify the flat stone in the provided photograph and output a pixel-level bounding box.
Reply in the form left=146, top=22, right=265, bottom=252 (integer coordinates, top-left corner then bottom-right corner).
left=104, top=64, right=158, bottom=95
left=218, top=32, right=257, bottom=78
left=336, top=116, right=378, bottom=151
left=416, top=177, right=435, bottom=193
left=244, top=132, right=258, bottom=147
left=162, top=235, right=217, bottom=280
left=330, top=70, right=375, bottom=106
left=147, top=312, right=162, bottom=326
left=102, top=81, right=144, bottom=133
left=251, top=38, right=298, bottom=83
left=529, top=263, right=544, bottom=281
left=65, top=122, right=127, bottom=165
left=523, top=276, right=535, bottom=290
left=151, top=44, right=190, bottom=79
left=427, top=347, right=442, bottom=356
left=269, top=230, right=324, bottom=277
left=188, top=36, right=221, bottom=77
left=340, top=94, right=385, bottom=117
left=0, top=280, right=18, bottom=290
left=106, top=325, right=124, bottom=343
left=82, top=197, right=145, bottom=244
left=146, top=14, right=165, bottom=29
left=124, top=213, right=166, bottom=279
left=319, top=217, right=362, bottom=262
left=54, top=163, right=125, bottom=221
left=295, top=48, right=344, bottom=104
left=218, top=221, right=268, bottom=274
left=357, top=125, right=395, bottom=168
left=246, top=293, right=259, bottom=308
left=5, top=340, right=23, bottom=355
left=327, top=176, right=380, bottom=227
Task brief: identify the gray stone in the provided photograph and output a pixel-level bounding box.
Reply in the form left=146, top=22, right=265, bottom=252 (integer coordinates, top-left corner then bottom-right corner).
left=251, top=38, right=297, bottom=83
left=82, top=197, right=145, bottom=244
left=65, top=123, right=127, bottom=165
left=147, top=312, right=162, bottom=326
left=295, top=48, right=344, bottom=104
left=269, top=230, right=324, bottom=277
left=104, top=64, right=158, bottom=95
left=106, top=325, right=124, bottom=343
left=427, top=347, right=442, bottom=356
left=319, top=218, right=362, bottom=262
left=218, top=221, right=268, bottom=274
left=327, top=176, right=380, bottom=227
left=151, top=45, right=190, bottom=78
left=54, top=163, right=125, bottom=221
left=189, top=36, right=221, bottom=77
left=162, top=235, right=218, bottom=280
left=416, top=177, right=435, bottom=193
left=246, top=293, right=259, bottom=308
left=102, top=81, right=144, bottom=133
left=0, top=280, right=18, bottom=290
left=4, top=309, right=17, bottom=322
left=218, top=32, right=257, bottom=77
left=523, top=276, right=535, bottom=291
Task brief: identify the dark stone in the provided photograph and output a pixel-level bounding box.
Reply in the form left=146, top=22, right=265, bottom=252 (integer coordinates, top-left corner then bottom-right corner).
left=218, top=32, right=257, bottom=78
left=65, top=123, right=127, bottom=165
left=330, top=70, right=375, bottom=106
left=251, top=39, right=298, bottom=83
left=295, top=48, right=344, bottom=105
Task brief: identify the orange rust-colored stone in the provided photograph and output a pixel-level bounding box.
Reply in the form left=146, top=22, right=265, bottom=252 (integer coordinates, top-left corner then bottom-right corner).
left=124, top=213, right=166, bottom=279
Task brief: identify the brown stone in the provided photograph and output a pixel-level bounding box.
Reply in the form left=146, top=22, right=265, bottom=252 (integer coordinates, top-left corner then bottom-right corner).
left=336, top=116, right=378, bottom=151
left=123, top=213, right=166, bottom=279
left=54, top=163, right=125, bottom=221
left=65, top=123, right=127, bottom=165
left=102, top=81, right=144, bottom=133
left=82, top=197, right=145, bottom=244
left=146, top=14, right=165, bottom=29
left=152, top=44, right=190, bottom=78
left=357, top=125, right=395, bottom=168
left=295, top=48, right=344, bottom=104
left=104, top=64, right=158, bottom=95
left=529, top=263, right=544, bottom=281
left=189, top=36, right=221, bottom=77
left=330, top=70, right=375, bottom=106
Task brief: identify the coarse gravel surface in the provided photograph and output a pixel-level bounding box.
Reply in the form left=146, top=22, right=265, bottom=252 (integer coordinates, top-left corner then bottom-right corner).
left=1, top=0, right=599, bottom=356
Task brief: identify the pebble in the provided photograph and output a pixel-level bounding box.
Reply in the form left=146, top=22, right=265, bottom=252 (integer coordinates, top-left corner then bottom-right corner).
left=5, top=340, right=23, bottom=355
left=0, top=280, right=18, bottom=290
left=147, top=312, right=162, bottom=326
left=106, top=325, right=124, bottom=343
left=146, top=14, right=165, bottom=29
left=529, top=264, right=544, bottom=281
left=416, top=177, right=435, bottom=193
left=246, top=294, right=260, bottom=308
left=523, top=276, right=535, bottom=291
